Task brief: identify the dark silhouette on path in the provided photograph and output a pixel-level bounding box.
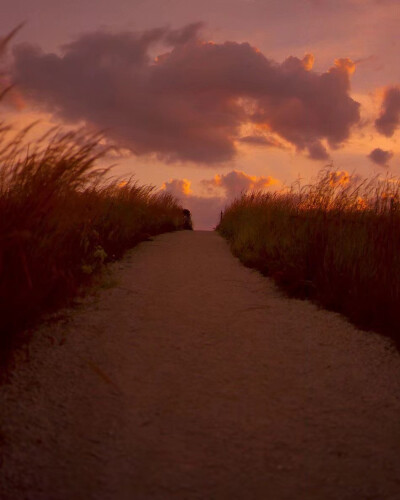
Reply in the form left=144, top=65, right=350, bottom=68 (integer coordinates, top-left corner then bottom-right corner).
left=182, top=209, right=193, bottom=230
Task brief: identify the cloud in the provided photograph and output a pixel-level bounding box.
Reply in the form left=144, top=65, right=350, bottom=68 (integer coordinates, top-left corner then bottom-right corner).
left=160, top=178, right=193, bottom=196
left=161, top=169, right=279, bottom=229
left=238, top=134, right=286, bottom=149
left=367, top=147, right=393, bottom=166
left=307, top=141, right=330, bottom=160
left=375, top=86, right=400, bottom=137
left=161, top=177, right=225, bottom=229
left=12, top=26, right=361, bottom=164
left=201, top=170, right=278, bottom=198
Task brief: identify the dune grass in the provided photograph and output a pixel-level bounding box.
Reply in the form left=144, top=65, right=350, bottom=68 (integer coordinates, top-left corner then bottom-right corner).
left=0, top=127, right=184, bottom=363
left=218, top=168, right=400, bottom=345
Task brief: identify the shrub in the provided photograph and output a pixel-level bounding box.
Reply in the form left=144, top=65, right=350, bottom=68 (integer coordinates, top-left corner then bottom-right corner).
left=0, top=128, right=183, bottom=363
left=218, top=168, right=400, bottom=345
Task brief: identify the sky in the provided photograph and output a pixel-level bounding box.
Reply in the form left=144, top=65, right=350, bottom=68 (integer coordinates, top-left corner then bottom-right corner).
left=1, top=0, right=400, bottom=228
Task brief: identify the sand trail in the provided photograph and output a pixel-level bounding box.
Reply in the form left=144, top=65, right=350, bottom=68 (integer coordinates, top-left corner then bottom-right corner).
left=1, top=231, right=400, bottom=499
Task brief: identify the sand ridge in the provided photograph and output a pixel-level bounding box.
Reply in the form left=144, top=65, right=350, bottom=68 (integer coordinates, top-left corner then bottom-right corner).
left=1, top=231, right=400, bottom=499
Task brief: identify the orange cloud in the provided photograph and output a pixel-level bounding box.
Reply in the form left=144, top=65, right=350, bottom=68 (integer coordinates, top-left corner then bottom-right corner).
left=302, top=53, right=315, bottom=71
left=334, top=58, right=356, bottom=75
left=161, top=178, right=192, bottom=196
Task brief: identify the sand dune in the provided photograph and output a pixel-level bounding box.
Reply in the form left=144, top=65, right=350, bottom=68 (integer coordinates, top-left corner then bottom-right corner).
left=1, top=231, right=399, bottom=499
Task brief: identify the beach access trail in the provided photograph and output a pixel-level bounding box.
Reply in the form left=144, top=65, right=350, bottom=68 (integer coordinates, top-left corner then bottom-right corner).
left=1, top=231, right=400, bottom=499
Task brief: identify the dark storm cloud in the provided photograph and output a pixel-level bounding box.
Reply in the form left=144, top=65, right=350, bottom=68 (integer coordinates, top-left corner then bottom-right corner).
left=375, top=86, right=400, bottom=137
left=12, top=25, right=360, bottom=164
left=367, top=147, right=393, bottom=167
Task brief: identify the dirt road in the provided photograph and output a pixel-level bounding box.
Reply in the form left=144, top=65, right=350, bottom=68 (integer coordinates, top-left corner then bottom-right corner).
left=1, top=231, right=400, bottom=499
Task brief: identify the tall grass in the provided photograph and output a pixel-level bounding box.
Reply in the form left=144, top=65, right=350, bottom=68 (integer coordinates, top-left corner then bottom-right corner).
left=0, top=127, right=184, bottom=362
left=218, top=168, right=400, bottom=344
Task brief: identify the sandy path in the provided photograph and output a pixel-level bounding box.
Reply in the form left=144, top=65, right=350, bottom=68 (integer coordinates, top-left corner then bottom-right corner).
left=1, top=230, right=400, bottom=499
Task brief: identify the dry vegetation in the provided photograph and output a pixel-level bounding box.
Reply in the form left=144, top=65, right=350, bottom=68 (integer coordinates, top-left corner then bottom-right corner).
left=218, top=168, right=400, bottom=345
left=0, top=126, right=183, bottom=364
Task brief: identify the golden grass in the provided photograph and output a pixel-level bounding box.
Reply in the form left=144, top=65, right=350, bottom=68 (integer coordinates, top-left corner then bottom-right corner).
left=0, top=126, right=183, bottom=363
left=218, top=168, right=400, bottom=345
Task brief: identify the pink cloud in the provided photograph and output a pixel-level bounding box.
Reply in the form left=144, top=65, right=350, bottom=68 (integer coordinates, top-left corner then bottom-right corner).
left=162, top=169, right=279, bottom=229
left=201, top=170, right=278, bottom=198
left=161, top=177, right=225, bottom=230
left=375, top=86, right=400, bottom=137
left=12, top=25, right=361, bottom=164
left=161, top=178, right=193, bottom=197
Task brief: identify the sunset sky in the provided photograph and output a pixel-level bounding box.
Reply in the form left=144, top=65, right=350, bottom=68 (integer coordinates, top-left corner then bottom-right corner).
left=1, top=0, right=400, bottom=228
